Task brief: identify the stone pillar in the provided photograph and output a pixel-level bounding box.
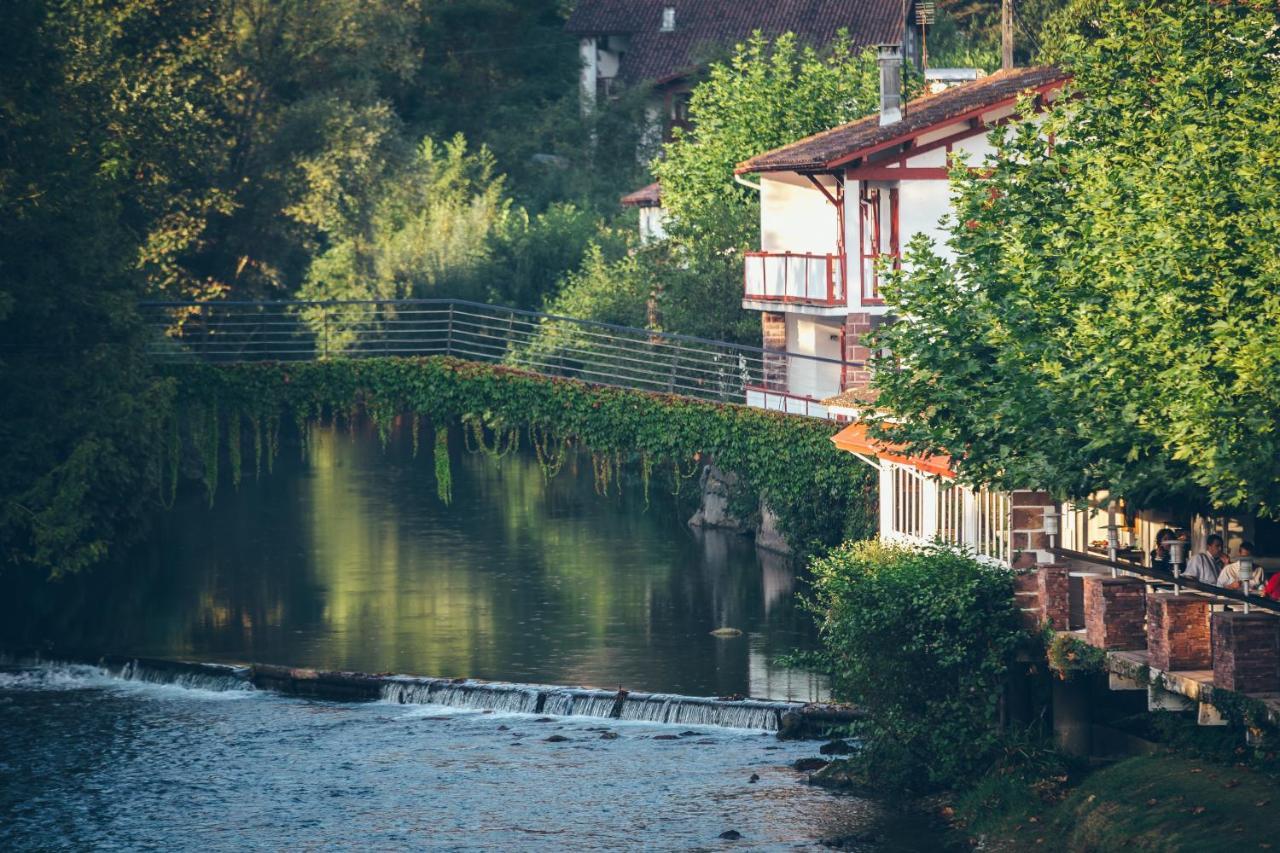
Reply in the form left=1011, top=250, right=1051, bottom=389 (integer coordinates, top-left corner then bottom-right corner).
left=1052, top=676, right=1092, bottom=756
left=761, top=311, right=787, bottom=391
left=1212, top=612, right=1280, bottom=694
left=1037, top=563, right=1070, bottom=631
left=1084, top=576, right=1146, bottom=650
left=1010, top=490, right=1056, bottom=563
left=1146, top=595, right=1211, bottom=671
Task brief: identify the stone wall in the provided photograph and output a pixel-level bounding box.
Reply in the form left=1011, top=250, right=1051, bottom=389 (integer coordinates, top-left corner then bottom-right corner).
left=761, top=312, right=787, bottom=391
left=1212, top=612, right=1280, bottom=693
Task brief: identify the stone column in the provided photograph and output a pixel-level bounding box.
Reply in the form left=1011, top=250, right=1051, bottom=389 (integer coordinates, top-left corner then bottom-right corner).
left=1084, top=576, right=1146, bottom=650
left=761, top=311, right=787, bottom=391
left=1146, top=595, right=1211, bottom=671
left=841, top=312, right=874, bottom=392
left=1212, top=612, right=1280, bottom=693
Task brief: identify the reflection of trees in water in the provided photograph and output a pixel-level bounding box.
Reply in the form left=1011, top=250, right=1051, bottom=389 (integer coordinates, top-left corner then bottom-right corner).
left=1, top=418, right=825, bottom=698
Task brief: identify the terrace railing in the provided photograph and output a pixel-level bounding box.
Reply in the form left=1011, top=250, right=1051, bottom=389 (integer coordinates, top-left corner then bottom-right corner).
left=140, top=298, right=859, bottom=412
left=743, top=252, right=844, bottom=306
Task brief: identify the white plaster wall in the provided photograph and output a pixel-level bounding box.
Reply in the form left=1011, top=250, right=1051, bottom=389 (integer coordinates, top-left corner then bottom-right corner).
left=579, top=38, right=597, bottom=112
left=784, top=315, right=842, bottom=399
left=759, top=174, right=839, bottom=255
left=899, top=180, right=955, bottom=262
left=638, top=207, right=668, bottom=243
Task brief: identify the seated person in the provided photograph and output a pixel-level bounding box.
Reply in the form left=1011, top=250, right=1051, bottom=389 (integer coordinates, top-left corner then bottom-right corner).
left=1218, top=541, right=1265, bottom=591
left=1264, top=569, right=1280, bottom=601
left=1150, top=528, right=1175, bottom=572
left=1185, top=534, right=1227, bottom=585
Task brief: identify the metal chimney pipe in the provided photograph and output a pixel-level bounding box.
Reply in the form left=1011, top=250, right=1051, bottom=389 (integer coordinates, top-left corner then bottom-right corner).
left=877, top=44, right=903, bottom=126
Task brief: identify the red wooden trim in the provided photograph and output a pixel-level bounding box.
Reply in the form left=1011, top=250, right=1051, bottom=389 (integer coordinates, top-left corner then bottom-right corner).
left=845, top=166, right=951, bottom=181
left=804, top=174, right=840, bottom=207
left=889, top=186, right=900, bottom=267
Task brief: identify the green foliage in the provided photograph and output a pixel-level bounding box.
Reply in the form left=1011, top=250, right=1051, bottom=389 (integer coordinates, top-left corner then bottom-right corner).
left=0, top=0, right=191, bottom=579
left=296, top=134, right=512, bottom=306
left=871, top=0, right=1280, bottom=516
left=1045, top=632, right=1107, bottom=680
left=806, top=541, right=1023, bottom=792
left=161, top=357, right=877, bottom=554
left=550, top=31, right=913, bottom=345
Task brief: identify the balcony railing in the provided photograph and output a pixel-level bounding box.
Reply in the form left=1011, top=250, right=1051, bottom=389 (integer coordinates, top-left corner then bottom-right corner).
left=743, top=252, right=844, bottom=306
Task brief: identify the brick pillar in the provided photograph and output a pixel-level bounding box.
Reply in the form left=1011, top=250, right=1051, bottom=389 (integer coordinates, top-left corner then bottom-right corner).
left=1212, top=612, right=1280, bottom=693
left=1014, top=571, right=1041, bottom=632
left=761, top=311, right=786, bottom=391
left=1010, top=490, right=1055, bottom=562
left=841, top=312, right=895, bottom=393
left=1037, top=563, right=1070, bottom=631
left=1146, top=595, right=1211, bottom=671
left=1084, top=576, right=1146, bottom=650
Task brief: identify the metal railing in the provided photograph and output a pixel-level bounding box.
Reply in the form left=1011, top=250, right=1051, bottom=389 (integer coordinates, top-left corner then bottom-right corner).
left=743, top=252, right=844, bottom=306
left=140, top=298, right=861, bottom=411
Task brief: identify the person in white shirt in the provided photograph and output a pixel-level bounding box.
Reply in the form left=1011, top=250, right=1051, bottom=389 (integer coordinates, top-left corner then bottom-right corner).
left=1218, top=541, right=1265, bottom=591
left=1185, top=534, right=1227, bottom=585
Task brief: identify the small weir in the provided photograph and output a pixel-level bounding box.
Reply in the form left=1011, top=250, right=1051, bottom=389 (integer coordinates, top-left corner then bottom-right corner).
left=3, top=653, right=860, bottom=735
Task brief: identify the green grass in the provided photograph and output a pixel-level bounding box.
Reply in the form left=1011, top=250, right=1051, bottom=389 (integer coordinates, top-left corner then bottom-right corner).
left=957, top=754, right=1280, bottom=851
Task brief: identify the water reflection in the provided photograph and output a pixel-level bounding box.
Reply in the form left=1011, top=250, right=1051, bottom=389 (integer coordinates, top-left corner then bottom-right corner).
left=1, top=421, right=827, bottom=700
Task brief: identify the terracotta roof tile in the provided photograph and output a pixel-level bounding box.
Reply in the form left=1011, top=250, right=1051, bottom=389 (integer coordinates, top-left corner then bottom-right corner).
left=565, top=1, right=906, bottom=85
left=620, top=181, right=663, bottom=207
left=737, top=65, right=1068, bottom=174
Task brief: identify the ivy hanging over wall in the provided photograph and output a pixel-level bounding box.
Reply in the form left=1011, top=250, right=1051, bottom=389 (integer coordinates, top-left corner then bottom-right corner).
left=159, top=357, right=876, bottom=554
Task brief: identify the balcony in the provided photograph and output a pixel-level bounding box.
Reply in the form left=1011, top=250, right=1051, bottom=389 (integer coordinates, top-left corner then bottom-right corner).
left=743, top=252, right=844, bottom=307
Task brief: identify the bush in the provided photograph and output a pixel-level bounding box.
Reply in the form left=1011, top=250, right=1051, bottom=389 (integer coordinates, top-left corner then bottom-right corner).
left=807, top=541, right=1023, bottom=792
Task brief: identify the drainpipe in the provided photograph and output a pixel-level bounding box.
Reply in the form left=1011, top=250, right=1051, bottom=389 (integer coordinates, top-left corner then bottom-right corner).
left=734, top=173, right=760, bottom=192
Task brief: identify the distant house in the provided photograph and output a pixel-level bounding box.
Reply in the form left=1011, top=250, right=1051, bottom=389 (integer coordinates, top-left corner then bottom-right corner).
left=566, top=0, right=914, bottom=141
left=735, top=57, right=1069, bottom=410
left=619, top=181, right=667, bottom=243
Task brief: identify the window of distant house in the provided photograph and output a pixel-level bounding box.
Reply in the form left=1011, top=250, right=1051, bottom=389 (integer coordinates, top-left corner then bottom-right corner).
left=671, top=93, right=691, bottom=125
left=661, top=7, right=676, bottom=32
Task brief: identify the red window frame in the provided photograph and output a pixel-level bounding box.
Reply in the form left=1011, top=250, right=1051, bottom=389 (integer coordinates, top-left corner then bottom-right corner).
left=858, top=183, right=900, bottom=305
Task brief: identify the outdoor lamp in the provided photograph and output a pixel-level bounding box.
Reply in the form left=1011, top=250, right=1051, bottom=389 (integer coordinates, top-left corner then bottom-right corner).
left=1106, top=524, right=1121, bottom=577
left=1043, top=506, right=1060, bottom=552
left=1239, top=555, right=1255, bottom=613
left=1172, top=537, right=1187, bottom=591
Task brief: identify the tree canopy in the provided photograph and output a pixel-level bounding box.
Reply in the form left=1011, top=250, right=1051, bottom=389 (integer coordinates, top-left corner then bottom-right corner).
left=871, top=0, right=1280, bottom=516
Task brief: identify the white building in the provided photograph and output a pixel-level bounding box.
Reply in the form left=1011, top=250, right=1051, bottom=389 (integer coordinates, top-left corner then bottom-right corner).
left=619, top=182, right=667, bottom=244
left=735, top=56, right=1069, bottom=410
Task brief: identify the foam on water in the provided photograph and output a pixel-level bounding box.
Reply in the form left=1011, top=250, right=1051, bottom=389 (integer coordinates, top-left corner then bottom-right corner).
left=0, top=657, right=255, bottom=700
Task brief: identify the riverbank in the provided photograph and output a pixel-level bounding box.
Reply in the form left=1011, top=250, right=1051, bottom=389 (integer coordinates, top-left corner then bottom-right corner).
left=949, top=753, right=1280, bottom=850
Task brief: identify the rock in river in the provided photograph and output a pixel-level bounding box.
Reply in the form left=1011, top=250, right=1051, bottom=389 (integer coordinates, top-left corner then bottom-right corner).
left=793, top=757, right=829, bottom=773
left=719, top=830, right=742, bottom=840
left=819, top=739, right=853, bottom=756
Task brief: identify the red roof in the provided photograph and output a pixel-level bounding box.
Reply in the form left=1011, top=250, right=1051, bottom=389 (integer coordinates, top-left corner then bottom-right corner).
left=565, top=1, right=906, bottom=86
left=737, top=65, right=1068, bottom=174
left=620, top=182, right=662, bottom=207
left=831, top=422, right=955, bottom=478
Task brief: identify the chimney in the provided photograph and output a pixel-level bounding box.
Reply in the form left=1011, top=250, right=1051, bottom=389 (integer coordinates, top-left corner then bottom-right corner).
left=877, top=44, right=903, bottom=126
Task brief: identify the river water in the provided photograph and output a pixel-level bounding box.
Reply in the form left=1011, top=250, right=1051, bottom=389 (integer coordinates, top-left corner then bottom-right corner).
left=0, top=423, right=954, bottom=850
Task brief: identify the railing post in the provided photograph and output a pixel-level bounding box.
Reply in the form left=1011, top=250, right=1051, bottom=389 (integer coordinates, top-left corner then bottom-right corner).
left=667, top=348, right=678, bottom=393
left=322, top=306, right=330, bottom=359
left=446, top=303, right=455, bottom=356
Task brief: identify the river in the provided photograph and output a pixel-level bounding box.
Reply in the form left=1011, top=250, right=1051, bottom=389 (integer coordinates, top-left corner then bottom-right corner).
left=0, top=422, right=954, bottom=850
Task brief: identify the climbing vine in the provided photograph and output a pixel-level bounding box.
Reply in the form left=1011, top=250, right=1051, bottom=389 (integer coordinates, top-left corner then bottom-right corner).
left=1046, top=632, right=1107, bottom=681
left=159, top=357, right=877, bottom=553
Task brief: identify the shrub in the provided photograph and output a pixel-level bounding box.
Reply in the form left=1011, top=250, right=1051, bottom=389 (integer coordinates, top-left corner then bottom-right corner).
left=807, top=540, right=1023, bottom=792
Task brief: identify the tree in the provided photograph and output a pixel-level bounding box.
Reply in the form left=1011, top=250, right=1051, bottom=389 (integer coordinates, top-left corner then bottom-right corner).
left=547, top=32, right=900, bottom=343
left=0, top=0, right=228, bottom=577
left=870, top=0, right=1280, bottom=516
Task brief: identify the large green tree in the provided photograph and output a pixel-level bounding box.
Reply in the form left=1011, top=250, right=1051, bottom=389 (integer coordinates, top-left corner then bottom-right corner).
left=0, top=0, right=232, bottom=577
left=871, top=0, right=1280, bottom=515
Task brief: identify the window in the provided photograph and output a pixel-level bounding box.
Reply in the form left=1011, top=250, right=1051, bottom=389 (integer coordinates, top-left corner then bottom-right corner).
left=661, top=7, right=675, bottom=32
left=858, top=183, right=899, bottom=304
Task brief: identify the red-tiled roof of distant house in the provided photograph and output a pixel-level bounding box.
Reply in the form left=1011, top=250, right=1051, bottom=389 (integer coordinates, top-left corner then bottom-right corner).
left=736, top=65, right=1069, bottom=174
left=565, top=1, right=906, bottom=86
left=620, top=182, right=662, bottom=207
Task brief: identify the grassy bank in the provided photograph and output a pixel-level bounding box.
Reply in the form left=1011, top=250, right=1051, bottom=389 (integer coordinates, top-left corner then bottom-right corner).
left=954, top=754, right=1280, bottom=850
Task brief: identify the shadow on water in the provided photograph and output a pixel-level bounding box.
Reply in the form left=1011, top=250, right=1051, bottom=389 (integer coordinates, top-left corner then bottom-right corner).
left=1, top=420, right=827, bottom=700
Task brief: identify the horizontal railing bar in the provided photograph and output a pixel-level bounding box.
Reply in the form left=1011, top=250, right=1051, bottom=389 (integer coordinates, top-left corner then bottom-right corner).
left=140, top=297, right=858, bottom=365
